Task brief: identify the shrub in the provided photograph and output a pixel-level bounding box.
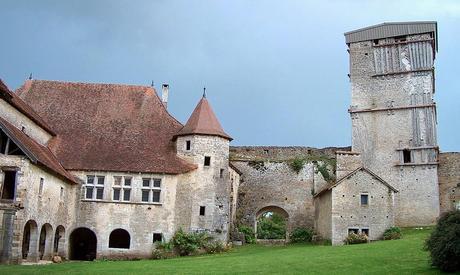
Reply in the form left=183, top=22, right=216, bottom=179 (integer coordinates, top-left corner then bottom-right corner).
left=203, top=240, right=227, bottom=254
left=290, top=228, right=314, bottom=243
left=239, top=225, right=256, bottom=244
left=425, top=210, right=460, bottom=272
left=257, top=213, right=286, bottom=239
left=344, top=232, right=368, bottom=245
left=152, top=240, right=174, bottom=259
left=383, top=227, right=402, bottom=240
left=171, top=229, right=211, bottom=256
left=289, top=158, right=306, bottom=173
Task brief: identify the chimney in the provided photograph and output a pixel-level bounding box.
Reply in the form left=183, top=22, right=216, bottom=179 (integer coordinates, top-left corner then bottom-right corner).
left=161, top=84, right=169, bottom=109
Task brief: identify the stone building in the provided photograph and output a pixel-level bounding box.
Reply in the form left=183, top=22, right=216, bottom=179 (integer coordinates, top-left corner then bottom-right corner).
left=0, top=80, right=239, bottom=263
left=0, top=21, right=459, bottom=263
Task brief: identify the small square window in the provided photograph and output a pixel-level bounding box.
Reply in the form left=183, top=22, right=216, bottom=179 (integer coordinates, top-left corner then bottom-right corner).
left=204, top=156, right=211, bottom=166
left=87, top=175, right=95, bottom=185
left=124, top=177, right=132, bottom=186
left=113, top=188, right=121, bottom=201
left=153, top=179, right=161, bottom=188
left=114, top=176, right=122, bottom=186
left=361, top=194, right=369, bottom=206
left=97, top=176, right=105, bottom=185
left=153, top=233, right=163, bottom=243
left=186, top=140, right=191, bottom=151
left=199, top=206, right=206, bottom=216
left=123, top=189, right=131, bottom=201
left=142, top=178, right=151, bottom=187
left=361, top=228, right=369, bottom=236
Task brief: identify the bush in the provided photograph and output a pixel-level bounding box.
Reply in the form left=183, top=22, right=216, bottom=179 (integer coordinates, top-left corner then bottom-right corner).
left=290, top=228, right=314, bottom=243
left=425, top=210, right=460, bottom=272
left=171, top=229, right=211, bottom=256
left=239, top=225, right=256, bottom=244
left=152, top=240, right=174, bottom=259
left=289, top=158, right=306, bottom=173
left=257, top=213, right=286, bottom=239
left=344, top=232, right=368, bottom=245
left=203, top=240, right=227, bottom=254
left=383, top=227, right=402, bottom=240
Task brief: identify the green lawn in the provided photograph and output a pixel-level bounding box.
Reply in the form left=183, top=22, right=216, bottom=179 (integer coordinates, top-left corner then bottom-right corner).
left=0, top=228, right=441, bottom=274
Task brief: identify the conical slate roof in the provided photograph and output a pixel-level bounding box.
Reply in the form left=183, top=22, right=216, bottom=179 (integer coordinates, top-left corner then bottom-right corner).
left=175, top=96, right=232, bottom=140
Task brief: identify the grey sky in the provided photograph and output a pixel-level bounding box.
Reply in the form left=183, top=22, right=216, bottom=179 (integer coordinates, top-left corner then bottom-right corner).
left=1, top=0, right=459, bottom=151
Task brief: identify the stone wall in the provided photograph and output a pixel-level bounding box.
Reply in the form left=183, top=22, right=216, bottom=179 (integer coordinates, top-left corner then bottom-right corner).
left=314, top=190, right=332, bottom=240
left=230, top=146, right=349, bottom=235
left=438, top=152, right=460, bottom=213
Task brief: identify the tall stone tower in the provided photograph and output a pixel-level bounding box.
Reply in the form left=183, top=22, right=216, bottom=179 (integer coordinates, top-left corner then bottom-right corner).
left=345, top=22, right=440, bottom=226
left=174, top=94, right=232, bottom=240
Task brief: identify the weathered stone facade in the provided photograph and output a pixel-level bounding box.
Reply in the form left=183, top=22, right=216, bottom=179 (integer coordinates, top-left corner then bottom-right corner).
left=438, top=152, right=460, bottom=213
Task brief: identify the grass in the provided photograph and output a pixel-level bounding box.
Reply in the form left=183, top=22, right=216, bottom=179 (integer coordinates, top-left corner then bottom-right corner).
left=0, top=228, right=441, bottom=274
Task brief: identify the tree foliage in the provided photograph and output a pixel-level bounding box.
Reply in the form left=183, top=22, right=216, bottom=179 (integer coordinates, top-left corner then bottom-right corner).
left=257, top=212, right=286, bottom=239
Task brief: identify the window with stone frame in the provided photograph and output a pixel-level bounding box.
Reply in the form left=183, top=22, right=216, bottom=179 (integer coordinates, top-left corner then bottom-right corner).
left=360, top=193, right=369, bottom=206
left=348, top=228, right=359, bottom=235
left=141, top=177, right=162, bottom=203
left=85, top=175, right=105, bottom=200
left=112, top=176, right=132, bottom=202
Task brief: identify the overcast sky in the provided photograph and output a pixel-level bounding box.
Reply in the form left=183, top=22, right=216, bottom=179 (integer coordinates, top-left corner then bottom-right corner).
left=1, top=0, right=459, bottom=151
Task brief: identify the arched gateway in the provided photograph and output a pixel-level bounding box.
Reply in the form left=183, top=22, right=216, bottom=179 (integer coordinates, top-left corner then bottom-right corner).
left=255, top=206, right=289, bottom=240
left=69, top=228, right=97, bottom=261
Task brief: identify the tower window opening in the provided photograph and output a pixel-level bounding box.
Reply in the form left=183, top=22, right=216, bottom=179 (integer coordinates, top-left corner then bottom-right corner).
left=186, top=140, right=191, bottom=151
left=204, top=156, right=211, bottom=166
left=403, top=149, right=412, bottom=163
left=199, top=206, right=206, bottom=216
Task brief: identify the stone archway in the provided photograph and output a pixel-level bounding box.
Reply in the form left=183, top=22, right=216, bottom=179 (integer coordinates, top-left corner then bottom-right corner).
left=255, top=206, right=289, bottom=240
left=53, top=225, right=65, bottom=257
left=69, top=227, right=97, bottom=261
left=22, top=220, right=38, bottom=261
left=38, top=223, right=53, bottom=260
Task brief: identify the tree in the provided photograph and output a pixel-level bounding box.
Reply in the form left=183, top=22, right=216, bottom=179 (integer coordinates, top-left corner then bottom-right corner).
left=257, top=212, right=286, bottom=239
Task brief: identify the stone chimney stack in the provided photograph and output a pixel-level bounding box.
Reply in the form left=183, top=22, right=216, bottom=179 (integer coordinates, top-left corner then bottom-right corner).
left=161, top=84, right=169, bottom=109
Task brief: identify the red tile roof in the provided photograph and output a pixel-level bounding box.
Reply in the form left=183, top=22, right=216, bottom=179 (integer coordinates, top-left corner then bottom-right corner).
left=17, top=80, right=197, bottom=174
left=0, top=117, right=77, bottom=184
left=0, top=79, right=56, bottom=135
left=174, top=97, right=232, bottom=140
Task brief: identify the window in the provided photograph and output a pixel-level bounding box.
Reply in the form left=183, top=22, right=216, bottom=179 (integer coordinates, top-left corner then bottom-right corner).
left=113, top=176, right=131, bottom=202
left=348, top=228, right=359, bottom=235
left=109, top=229, right=130, bottom=249
left=1, top=170, right=16, bottom=200
left=39, top=177, right=44, bottom=195
left=361, top=228, right=369, bottom=236
left=403, top=149, right=412, bottom=163
left=60, top=187, right=64, bottom=199
left=186, top=140, right=191, bottom=151
left=199, top=206, right=206, bottom=216
left=141, top=178, right=162, bottom=203
left=85, top=175, right=105, bottom=200
left=220, top=169, right=224, bottom=178
left=204, top=156, right=211, bottom=166
left=361, top=194, right=369, bottom=206
left=153, top=233, right=163, bottom=243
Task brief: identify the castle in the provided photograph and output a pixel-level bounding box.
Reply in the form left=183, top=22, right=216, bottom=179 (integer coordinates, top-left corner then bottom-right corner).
left=0, top=21, right=459, bottom=263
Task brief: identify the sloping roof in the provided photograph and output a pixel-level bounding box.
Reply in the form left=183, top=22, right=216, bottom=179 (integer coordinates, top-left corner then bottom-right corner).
left=0, top=79, right=56, bottom=135
left=345, top=21, right=438, bottom=51
left=174, top=96, right=232, bottom=140
left=0, top=117, right=77, bottom=184
left=314, top=166, right=398, bottom=198
left=17, top=80, right=197, bottom=174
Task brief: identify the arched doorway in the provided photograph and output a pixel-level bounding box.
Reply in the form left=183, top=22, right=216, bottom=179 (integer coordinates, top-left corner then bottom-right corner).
left=54, top=225, right=65, bottom=257
left=38, top=223, right=53, bottom=260
left=255, top=206, right=289, bottom=240
left=69, top=228, right=97, bottom=261
left=22, top=220, right=38, bottom=260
